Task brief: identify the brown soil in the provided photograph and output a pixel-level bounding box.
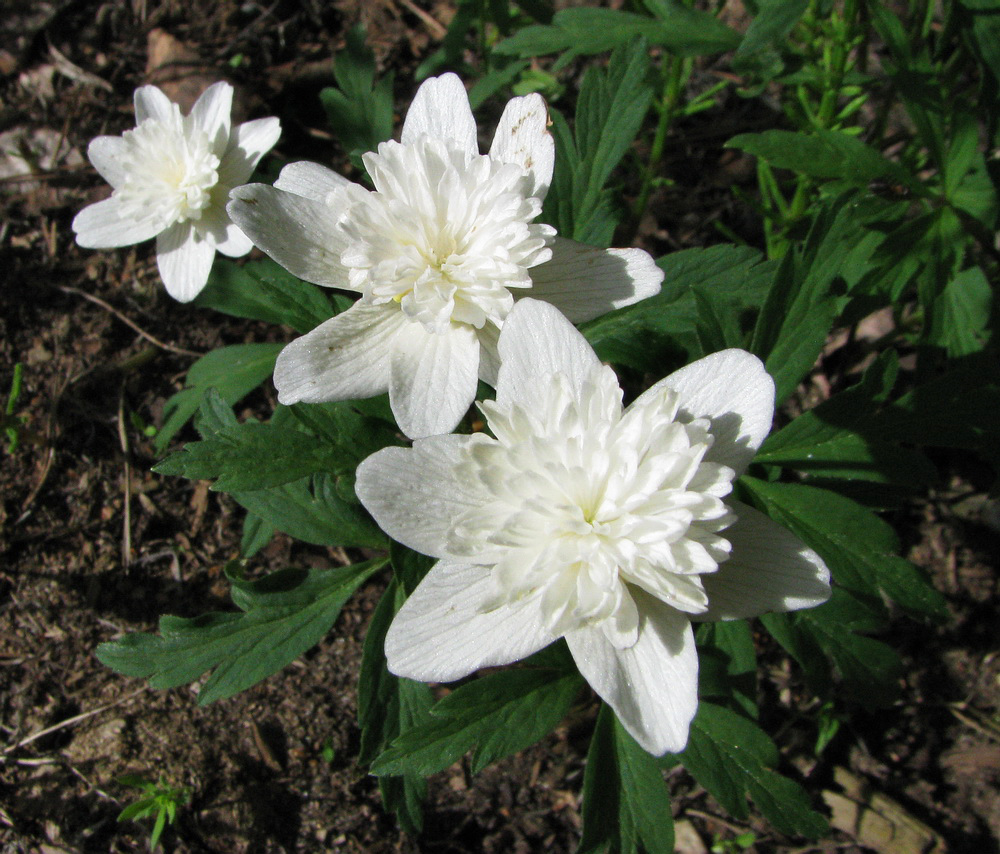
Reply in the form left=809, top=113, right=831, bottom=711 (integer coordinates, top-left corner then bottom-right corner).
left=1, top=2, right=998, bottom=853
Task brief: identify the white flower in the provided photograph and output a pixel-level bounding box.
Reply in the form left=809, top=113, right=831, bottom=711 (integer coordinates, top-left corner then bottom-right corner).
left=355, top=299, right=832, bottom=755
left=227, top=73, right=663, bottom=439
left=73, top=82, right=280, bottom=302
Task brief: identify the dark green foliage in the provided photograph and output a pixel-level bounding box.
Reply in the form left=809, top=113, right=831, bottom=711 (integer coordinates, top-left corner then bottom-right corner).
left=97, top=560, right=385, bottom=704
left=578, top=705, right=675, bottom=854
left=320, top=25, right=395, bottom=160
left=680, top=703, right=827, bottom=838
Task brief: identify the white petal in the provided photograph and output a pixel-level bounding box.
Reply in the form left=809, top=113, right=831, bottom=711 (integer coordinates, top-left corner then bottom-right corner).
left=489, top=93, right=554, bottom=199
left=389, top=321, right=480, bottom=440
left=495, top=298, right=602, bottom=411
left=194, top=202, right=249, bottom=257
left=641, top=349, right=775, bottom=475
left=356, top=435, right=487, bottom=558
left=214, top=222, right=253, bottom=257
left=133, top=85, right=173, bottom=123
left=227, top=183, right=352, bottom=287
left=87, top=136, right=127, bottom=188
left=566, top=590, right=698, bottom=755
left=273, top=301, right=405, bottom=404
left=189, top=81, right=233, bottom=151
left=156, top=221, right=216, bottom=302
left=528, top=239, right=664, bottom=323
left=401, top=73, right=478, bottom=157
left=385, top=560, right=558, bottom=682
left=476, top=321, right=502, bottom=387
left=72, top=197, right=164, bottom=248
left=218, top=116, right=281, bottom=187
left=273, top=160, right=351, bottom=202
left=696, top=501, right=831, bottom=621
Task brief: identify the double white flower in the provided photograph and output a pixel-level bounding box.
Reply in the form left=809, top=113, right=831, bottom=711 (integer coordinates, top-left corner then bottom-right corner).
left=356, top=300, right=832, bottom=755
left=73, top=82, right=280, bottom=302
left=228, top=74, right=663, bottom=439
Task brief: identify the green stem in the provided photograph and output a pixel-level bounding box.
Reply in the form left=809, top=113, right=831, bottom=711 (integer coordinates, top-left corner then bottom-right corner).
left=630, top=55, right=690, bottom=232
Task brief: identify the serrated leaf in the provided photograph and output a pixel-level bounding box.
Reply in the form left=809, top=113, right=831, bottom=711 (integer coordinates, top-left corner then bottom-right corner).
left=155, top=421, right=344, bottom=491
left=156, top=390, right=382, bottom=493
left=288, top=399, right=402, bottom=464
left=931, top=266, right=993, bottom=357
left=582, top=244, right=776, bottom=371
left=741, top=477, right=949, bottom=622
left=728, top=129, right=914, bottom=186
left=155, top=344, right=284, bottom=452
left=193, top=258, right=340, bottom=334
left=97, top=560, right=385, bottom=704
left=762, top=588, right=901, bottom=707
left=319, top=25, right=395, bottom=157
left=578, top=704, right=675, bottom=854
left=544, top=40, right=653, bottom=247
left=230, top=472, right=386, bottom=549
left=681, top=702, right=828, bottom=838
left=751, top=196, right=864, bottom=403
left=757, top=352, right=937, bottom=489
left=359, top=580, right=436, bottom=834
left=372, top=667, right=582, bottom=777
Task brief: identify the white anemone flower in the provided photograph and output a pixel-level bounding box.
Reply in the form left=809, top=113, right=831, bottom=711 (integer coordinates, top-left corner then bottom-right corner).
left=355, top=299, right=832, bottom=755
left=228, top=73, right=663, bottom=439
left=73, top=82, right=280, bottom=302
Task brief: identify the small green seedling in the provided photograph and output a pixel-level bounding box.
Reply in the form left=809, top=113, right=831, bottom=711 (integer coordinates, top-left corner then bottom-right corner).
left=711, top=830, right=757, bottom=854
left=2, top=363, right=26, bottom=453
left=116, top=774, right=190, bottom=850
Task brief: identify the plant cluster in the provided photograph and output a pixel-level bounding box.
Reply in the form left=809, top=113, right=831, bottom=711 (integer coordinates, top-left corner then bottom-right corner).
left=73, top=0, right=999, bottom=849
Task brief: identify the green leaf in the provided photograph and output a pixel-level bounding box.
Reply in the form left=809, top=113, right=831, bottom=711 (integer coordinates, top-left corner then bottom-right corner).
left=494, top=6, right=737, bottom=63
left=751, top=196, right=866, bottom=402
left=230, top=472, right=386, bottom=549
left=681, top=703, right=827, bottom=838
left=358, top=580, right=436, bottom=834
left=582, top=244, right=776, bottom=370
left=931, top=266, right=993, bottom=358
left=97, top=560, right=385, bottom=704
left=959, top=0, right=1000, bottom=86
left=727, top=128, right=914, bottom=186
left=372, top=667, right=582, bottom=776
left=765, top=587, right=903, bottom=707
left=696, top=620, right=757, bottom=718
left=193, top=258, right=340, bottom=334
left=757, top=352, right=937, bottom=490
left=878, top=354, right=1000, bottom=458
left=156, top=391, right=396, bottom=494
left=288, top=399, right=401, bottom=464
left=545, top=40, right=653, bottom=247
left=319, top=25, right=395, bottom=157
left=155, top=344, right=283, bottom=452
left=240, top=511, right=274, bottom=559
left=741, top=477, right=949, bottom=622
left=735, top=0, right=810, bottom=58
left=578, top=704, right=675, bottom=854
left=155, top=417, right=346, bottom=492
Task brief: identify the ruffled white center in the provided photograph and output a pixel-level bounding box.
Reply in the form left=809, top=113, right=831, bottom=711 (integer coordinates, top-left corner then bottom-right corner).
left=114, top=108, right=221, bottom=227
left=450, top=366, right=738, bottom=649
left=339, top=137, right=556, bottom=334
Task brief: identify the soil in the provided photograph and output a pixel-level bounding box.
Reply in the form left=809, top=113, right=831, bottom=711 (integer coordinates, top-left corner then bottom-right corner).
left=1, top=2, right=998, bottom=853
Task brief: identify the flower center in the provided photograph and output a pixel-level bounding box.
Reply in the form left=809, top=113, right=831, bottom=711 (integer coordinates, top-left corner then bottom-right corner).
left=339, top=137, right=555, bottom=334
left=449, top=367, right=738, bottom=647
left=115, top=109, right=221, bottom=227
